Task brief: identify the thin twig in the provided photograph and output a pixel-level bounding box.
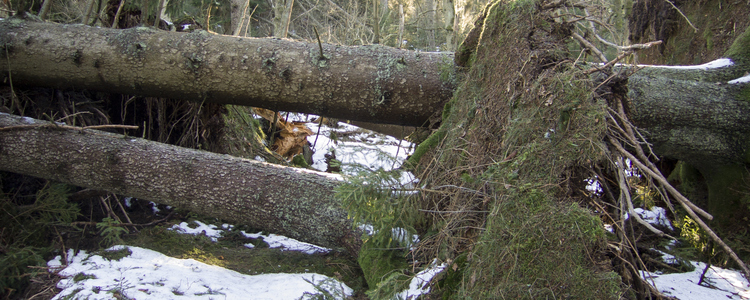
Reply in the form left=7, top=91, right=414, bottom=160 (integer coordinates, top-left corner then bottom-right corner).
left=584, top=41, right=662, bottom=75
left=616, top=156, right=675, bottom=239
left=610, top=139, right=750, bottom=282
left=571, top=31, right=608, bottom=63
left=313, top=26, right=326, bottom=60
left=112, top=0, right=126, bottom=29
left=610, top=139, right=712, bottom=220
left=312, top=115, right=323, bottom=150
left=100, top=195, right=122, bottom=223
left=664, top=0, right=698, bottom=33
left=113, top=194, right=133, bottom=225
left=69, top=211, right=174, bottom=228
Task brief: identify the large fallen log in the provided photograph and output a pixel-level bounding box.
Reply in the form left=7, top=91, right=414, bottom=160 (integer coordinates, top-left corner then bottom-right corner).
left=621, top=58, right=750, bottom=167
left=0, top=112, right=356, bottom=250
left=0, top=16, right=454, bottom=127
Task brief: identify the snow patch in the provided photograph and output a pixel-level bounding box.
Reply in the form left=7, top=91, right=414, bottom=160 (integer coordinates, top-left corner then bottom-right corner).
left=358, top=224, right=420, bottom=248
left=642, top=261, right=750, bottom=300
left=634, top=206, right=673, bottom=230
left=48, top=245, right=352, bottom=300
left=638, top=58, right=734, bottom=70
left=728, top=74, right=750, bottom=84
left=241, top=231, right=330, bottom=254
left=395, top=259, right=447, bottom=299
left=169, top=221, right=223, bottom=242
left=168, top=220, right=331, bottom=254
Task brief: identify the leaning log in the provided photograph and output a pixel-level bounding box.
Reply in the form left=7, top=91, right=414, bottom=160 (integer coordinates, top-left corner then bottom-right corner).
left=0, top=16, right=453, bottom=127
left=0, top=112, right=355, bottom=250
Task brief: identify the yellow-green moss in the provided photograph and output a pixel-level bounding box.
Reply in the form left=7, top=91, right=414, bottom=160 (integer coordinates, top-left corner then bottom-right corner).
left=725, top=24, right=750, bottom=66
left=406, top=129, right=446, bottom=168
left=417, top=0, right=621, bottom=297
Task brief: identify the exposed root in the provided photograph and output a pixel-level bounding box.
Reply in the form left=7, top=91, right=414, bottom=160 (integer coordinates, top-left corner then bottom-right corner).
left=564, top=9, right=749, bottom=289
left=603, top=73, right=750, bottom=283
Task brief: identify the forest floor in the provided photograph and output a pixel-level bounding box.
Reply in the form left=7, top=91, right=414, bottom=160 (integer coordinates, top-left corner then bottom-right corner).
left=9, top=114, right=750, bottom=300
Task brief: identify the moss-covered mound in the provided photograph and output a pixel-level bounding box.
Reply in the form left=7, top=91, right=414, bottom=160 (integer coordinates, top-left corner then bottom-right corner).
left=410, top=0, right=624, bottom=298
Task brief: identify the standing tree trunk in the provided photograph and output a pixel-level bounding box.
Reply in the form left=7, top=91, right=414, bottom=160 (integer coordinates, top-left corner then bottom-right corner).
left=272, top=0, right=291, bottom=37
left=0, top=113, right=357, bottom=250
left=372, top=0, right=380, bottom=44
left=230, top=0, right=249, bottom=36
left=426, top=0, right=436, bottom=50
left=398, top=4, right=404, bottom=48
left=38, top=0, right=53, bottom=19
left=443, top=0, right=455, bottom=51
left=0, top=18, right=454, bottom=127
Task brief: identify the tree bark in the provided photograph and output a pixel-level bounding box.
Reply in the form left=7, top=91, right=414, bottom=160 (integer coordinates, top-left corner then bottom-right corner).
left=0, top=17, right=453, bottom=127
left=0, top=112, right=357, bottom=250
left=617, top=60, right=750, bottom=167
left=3, top=17, right=750, bottom=166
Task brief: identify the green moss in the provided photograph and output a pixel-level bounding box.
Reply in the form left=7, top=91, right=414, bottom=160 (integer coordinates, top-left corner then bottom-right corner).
left=703, top=27, right=714, bottom=51
left=438, top=55, right=457, bottom=86
left=96, top=247, right=132, bottom=261
left=406, top=129, right=446, bottom=168
left=412, top=0, right=620, bottom=297
left=462, top=194, right=619, bottom=299
left=291, top=154, right=311, bottom=168
left=434, top=253, right=467, bottom=299
left=725, top=24, right=750, bottom=66
left=442, top=97, right=457, bottom=121
left=181, top=248, right=227, bottom=267
left=123, top=223, right=365, bottom=291
left=740, top=85, right=750, bottom=104
left=73, top=273, right=97, bottom=282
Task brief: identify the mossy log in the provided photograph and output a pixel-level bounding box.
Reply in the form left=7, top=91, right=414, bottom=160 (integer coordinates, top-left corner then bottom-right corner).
left=0, top=112, right=357, bottom=250
left=0, top=16, right=453, bottom=127
left=621, top=60, right=750, bottom=167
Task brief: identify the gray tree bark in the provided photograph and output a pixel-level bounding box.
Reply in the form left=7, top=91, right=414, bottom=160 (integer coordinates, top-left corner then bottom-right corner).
left=0, top=112, right=357, bottom=251
left=619, top=61, right=750, bottom=168
left=0, top=17, right=454, bottom=127
left=3, top=16, right=750, bottom=166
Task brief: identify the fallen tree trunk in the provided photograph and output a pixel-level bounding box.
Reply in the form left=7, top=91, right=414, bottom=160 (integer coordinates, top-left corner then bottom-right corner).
left=3, top=18, right=750, bottom=166
left=0, top=112, right=356, bottom=250
left=615, top=58, right=750, bottom=167
left=0, top=17, right=453, bottom=127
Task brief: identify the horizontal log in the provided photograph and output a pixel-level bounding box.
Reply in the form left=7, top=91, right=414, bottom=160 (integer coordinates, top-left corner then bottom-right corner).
left=0, top=17, right=454, bottom=127
left=0, top=112, right=357, bottom=250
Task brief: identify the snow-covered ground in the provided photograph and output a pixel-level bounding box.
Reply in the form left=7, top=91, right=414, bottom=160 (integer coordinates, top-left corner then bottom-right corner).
left=48, top=245, right=352, bottom=300
left=46, top=117, right=750, bottom=299
left=47, top=217, right=750, bottom=300
left=168, top=221, right=331, bottom=254
left=47, top=219, right=442, bottom=300
left=631, top=207, right=750, bottom=299
left=644, top=259, right=750, bottom=299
